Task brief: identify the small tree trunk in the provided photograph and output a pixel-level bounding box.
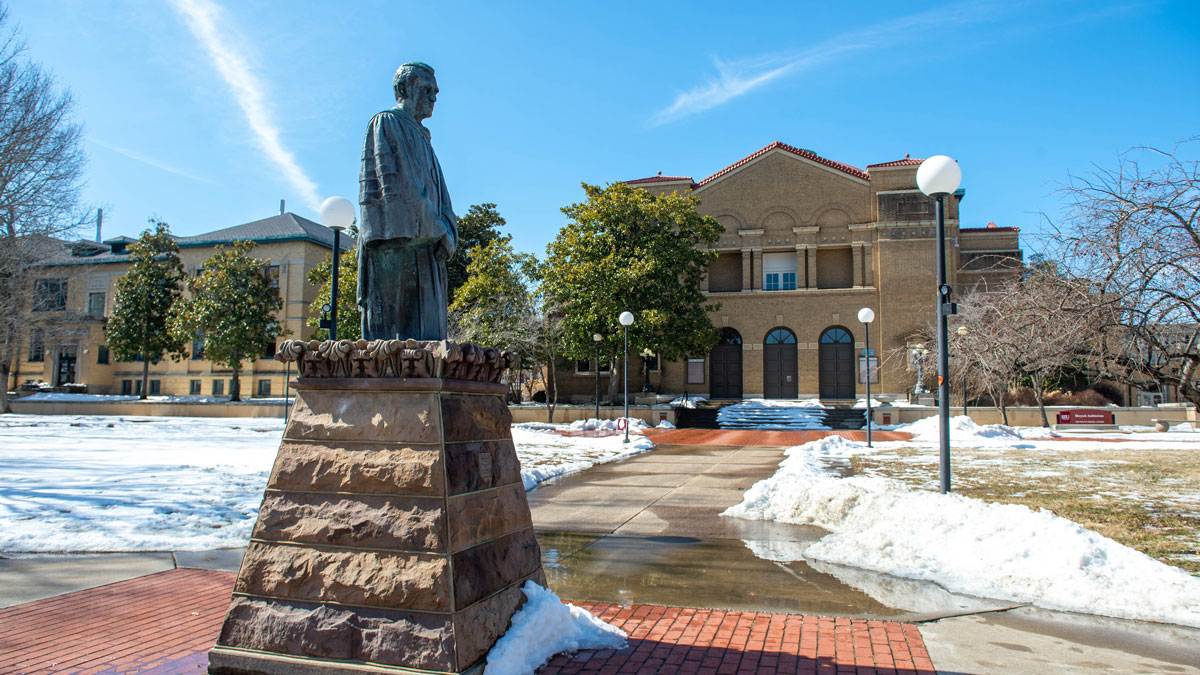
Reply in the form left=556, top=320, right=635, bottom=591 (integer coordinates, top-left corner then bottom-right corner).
left=998, top=389, right=1009, bottom=426
left=606, top=355, right=620, bottom=405
left=230, top=363, right=241, bottom=402
left=546, top=359, right=558, bottom=424
left=1032, top=375, right=1050, bottom=427
left=0, top=362, right=10, bottom=414
left=140, top=358, right=150, bottom=400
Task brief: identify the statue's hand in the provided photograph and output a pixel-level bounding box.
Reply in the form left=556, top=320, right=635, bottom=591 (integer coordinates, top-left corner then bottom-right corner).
left=435, top=236, right=454, bottom=262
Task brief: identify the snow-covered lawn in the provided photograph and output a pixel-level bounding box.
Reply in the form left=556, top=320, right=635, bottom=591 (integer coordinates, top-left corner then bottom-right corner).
left=0, top=414, right=655, bottom=553
left=723, top=417, right=1200, bottom=627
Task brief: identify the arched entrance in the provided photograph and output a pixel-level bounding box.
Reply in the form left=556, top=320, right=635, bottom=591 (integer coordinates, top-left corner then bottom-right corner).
left=709, top=328, right=743, bottom=399
left=819, top=327, right=855, bottom=400
left=763, top=327, right=798, bottom=399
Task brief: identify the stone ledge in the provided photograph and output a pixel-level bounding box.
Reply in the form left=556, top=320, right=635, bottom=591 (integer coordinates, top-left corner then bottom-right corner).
left=277, top=339, right=515, bottom=384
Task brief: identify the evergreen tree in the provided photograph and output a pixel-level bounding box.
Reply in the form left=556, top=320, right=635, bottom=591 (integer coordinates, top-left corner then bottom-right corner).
left=104, top=220, right=186, bottom=399
left=542, top=182, right=722, bottom=401
left=171, top=240, right=285, bottom=401
left=447, top=202, right=505, bottom=298
left=306, top=245, right=360, bottom=341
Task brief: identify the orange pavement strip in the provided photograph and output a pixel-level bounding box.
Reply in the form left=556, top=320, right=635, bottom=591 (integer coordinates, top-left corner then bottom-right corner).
left=0, top=568, right=938, bottom=675
left=644, top=428, right=914, bottom=447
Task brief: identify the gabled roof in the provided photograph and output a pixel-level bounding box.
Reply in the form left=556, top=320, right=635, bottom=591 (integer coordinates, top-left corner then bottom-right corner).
left=695, top=142, right=871, bottom=187
left=624, top=173, right=694, bottom=186
left=175, top=213, right=353, bottom=249
left=866, top=156, right=924, bottom=168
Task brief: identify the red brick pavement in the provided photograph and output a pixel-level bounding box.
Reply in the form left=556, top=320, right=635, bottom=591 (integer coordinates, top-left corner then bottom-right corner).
left=0, top=569, right=937, bottom=674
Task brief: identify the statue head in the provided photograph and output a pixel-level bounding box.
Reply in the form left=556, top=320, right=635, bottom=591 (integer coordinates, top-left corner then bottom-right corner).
left=393, top=62, right=438, bottom=121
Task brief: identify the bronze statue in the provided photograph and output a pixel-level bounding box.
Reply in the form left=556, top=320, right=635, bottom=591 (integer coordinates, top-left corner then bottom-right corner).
left=357, top=62, right=458, bottom=341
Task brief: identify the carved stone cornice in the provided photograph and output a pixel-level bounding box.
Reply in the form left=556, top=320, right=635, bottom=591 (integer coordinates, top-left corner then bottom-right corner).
left=276, top=339, right=516, bottom=384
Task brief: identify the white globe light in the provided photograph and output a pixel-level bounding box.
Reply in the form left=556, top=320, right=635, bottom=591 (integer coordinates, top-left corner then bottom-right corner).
left=916, top=155, right=962, bottom=197
left=618, top=311, right=635, bottom=326
left=857, top=307, right=875, bottom=324
left=319, top=196, right=356, bottom=231
left=593, top=333, right=603, bottom=342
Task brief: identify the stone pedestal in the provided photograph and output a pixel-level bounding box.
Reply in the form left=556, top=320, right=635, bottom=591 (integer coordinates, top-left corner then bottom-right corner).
left=209, top=339, right=544, bottom=675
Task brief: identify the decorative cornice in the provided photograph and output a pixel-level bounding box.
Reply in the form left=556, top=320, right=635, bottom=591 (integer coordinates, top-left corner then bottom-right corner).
left=277, top=339, right=516, bottom=383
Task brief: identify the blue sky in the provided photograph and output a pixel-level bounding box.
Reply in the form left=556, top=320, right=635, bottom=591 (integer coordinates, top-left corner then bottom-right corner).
left=8, top=0, right=1199, bottom=257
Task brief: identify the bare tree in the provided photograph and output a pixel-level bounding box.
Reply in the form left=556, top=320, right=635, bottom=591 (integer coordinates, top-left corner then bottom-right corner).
left=0, top=5, right=88, bottom=413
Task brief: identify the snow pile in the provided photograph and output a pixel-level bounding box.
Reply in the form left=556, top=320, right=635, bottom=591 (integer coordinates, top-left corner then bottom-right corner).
left=565, top=417, right=649, bottom=432
left=656, top=419, right=676, bottom=429
left=484, top=581, right=626, bottom=675
left=717, top=398, right=830, bottom=430
left=893, top=415, right=1060, bottom=445
left=511, top=426, right=654, bottom=490
left=19, top=392, right=289, bottom=404
left=1171, top=422, right=1195, bottom=432
left=669, top=394, right=708, bottom=408
left=724, top=435, right=1200, bottom=627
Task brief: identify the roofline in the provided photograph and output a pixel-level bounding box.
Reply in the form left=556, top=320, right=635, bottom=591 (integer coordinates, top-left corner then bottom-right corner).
left=36, top=232, right=350, bottom=268
left=961, top=226, right=1020, bottom=233
left=694, top=142, right=871, bottom=191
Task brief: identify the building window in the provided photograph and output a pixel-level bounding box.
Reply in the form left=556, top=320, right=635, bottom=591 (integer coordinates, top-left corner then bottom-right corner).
left=97, top=345, right=109, bottom=365
left=190, top=379, right=202, bottom=395
left=28, top=327, right=45, bottom=362
left=575, top=359, right=591, bottom=375
left=33, top=279, right=68, bottom=311
left=782, top=272, right=797, bottom=290
left=687, top=358, right=705, bottom=384
left=766, top=328, right=798, bottom=345
left=87, top=292, right=106, bottom=317
left=762, top=252, right=798, bottom=291
left=149, top=380, right=161, bottom=396
left=263, top=265, right=280, bottom=288
left=192, top=335, right=205, bottom=360
left=764, top=273, right=780, bottom=291
left=121, top=380, right=133, bottom=395
left=257, top=379, right=271, bottom=396
left=212, top=379, right=224, bottom=396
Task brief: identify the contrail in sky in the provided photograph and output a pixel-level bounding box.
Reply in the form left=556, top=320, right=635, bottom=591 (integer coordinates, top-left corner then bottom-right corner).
left=650, top=2, right=1015, bottom=126
left=169, top=0, right=321, bottom=210
left=93, top=138, right=213, bottom=184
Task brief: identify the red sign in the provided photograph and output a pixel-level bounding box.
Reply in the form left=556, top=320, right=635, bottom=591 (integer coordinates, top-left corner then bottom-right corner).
left=1056, top=409, right=1114, bottom=425
left=617, top=418, right=627, bottom=431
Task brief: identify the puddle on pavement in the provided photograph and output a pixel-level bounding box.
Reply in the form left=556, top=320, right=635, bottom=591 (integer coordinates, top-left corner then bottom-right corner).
left=535, top=530, right=1014, bottom=621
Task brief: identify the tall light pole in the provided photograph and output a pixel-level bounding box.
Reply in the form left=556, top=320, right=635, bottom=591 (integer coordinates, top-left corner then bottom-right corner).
left=619, top=311, right=635, bottom=443
left=917, top=155, right=962, bottom=494
left=858, top=307, right=875, bottom=447
left=319, top=197, right=356, bottom=341
left=957, top=325, right=970, bottom=416
left=593, top=332, right=603, bottom=420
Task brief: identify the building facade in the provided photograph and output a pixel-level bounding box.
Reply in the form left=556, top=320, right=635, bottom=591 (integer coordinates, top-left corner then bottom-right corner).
left=560, top=142, right=1022, bottom=402
left=8, top=213, right=351, bottom=398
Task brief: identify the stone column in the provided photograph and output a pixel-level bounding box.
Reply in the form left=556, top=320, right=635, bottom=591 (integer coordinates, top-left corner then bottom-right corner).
left=751, top=248, right=763, bottom=291
left=795, top=245, right=808, bottom=289
left=852, top=244, right=864, bottom=288
left=806, top=247, right=818, bottom=289
left=741, top=248, right=752, bottom=292
left=863, top=243, right=874, bottom=287
left=209, top=340, right=541, bottom=675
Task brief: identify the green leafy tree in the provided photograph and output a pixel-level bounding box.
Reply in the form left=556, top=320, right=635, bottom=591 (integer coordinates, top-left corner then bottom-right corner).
left=171, top=240, right=285, bottom=401
left=450, top=236, right=536, bottom=348
left=542, top=182, right=723, bottom=401
left=104, top=220, right=186, bottom=399
left=448, top=202, right=505, bottom=298
left=306, top=245, right=360, bottom=341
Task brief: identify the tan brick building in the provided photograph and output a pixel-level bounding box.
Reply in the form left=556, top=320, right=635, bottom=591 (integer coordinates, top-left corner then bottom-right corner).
left=8, top=213, right=350, bottom=397
left=561, top=142, right=1021, bottom=402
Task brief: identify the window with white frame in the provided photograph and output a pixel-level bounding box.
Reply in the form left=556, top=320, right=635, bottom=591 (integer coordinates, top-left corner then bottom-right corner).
left=762, top=252, right=798, bottom=291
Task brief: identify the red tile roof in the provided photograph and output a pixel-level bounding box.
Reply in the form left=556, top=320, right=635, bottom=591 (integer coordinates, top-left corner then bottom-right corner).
left=624, top=173, right=694, bottom=185
left=695, top=141, right=870, bottom=187
left=866, top=156, right=924, bottom=168
left=961, top=225, right=1020, bottom=232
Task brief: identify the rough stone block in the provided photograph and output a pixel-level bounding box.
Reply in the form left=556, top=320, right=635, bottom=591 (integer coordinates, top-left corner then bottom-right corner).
left=253, top=492, right=445, bottom=552
left=452, top=581, right=526, bottom=671
left=452, top=527, right=542, bottom=609
left=444, top=440, right=521, bottom=495
left=446, top=484, right=533, bottom=553
left=270, top=441, right=443, bottom=495
left=286, top=390, right=440, bottom=443
left=441, top=395, right=511, bottom=442
left=218, top=596, right=454, bottom=671
left=236, top=542, right=450, bottom=611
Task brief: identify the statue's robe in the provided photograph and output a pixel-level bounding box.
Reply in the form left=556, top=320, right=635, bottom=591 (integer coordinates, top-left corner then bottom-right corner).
left=357, top=107, right=458, bottom=341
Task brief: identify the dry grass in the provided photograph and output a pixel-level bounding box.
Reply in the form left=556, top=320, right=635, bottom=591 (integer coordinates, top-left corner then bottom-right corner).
left=848, top=446, right=1200, bottom=575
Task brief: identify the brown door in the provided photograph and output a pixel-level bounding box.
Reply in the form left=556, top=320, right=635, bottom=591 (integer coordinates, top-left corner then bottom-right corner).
left=764, top=328, right=798, bottom=399
left=818, top=327, right=855, bottom=399
left=709, top=328, right=742, bottom=399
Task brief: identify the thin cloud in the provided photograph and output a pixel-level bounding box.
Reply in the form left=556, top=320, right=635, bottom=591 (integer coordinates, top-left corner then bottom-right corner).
left=92, top=138, right=213, bottom=184
left=650, top=2, right=1014, bottom=126
left=169, top=0, right=321, bottom=210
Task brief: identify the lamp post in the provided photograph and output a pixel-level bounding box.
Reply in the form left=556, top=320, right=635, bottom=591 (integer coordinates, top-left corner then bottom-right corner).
left=917, top=155, right=962, bottom=494
left=640, top=347, right=654, bottom=393
left=911, top=346, right=928, bottom=395
left=858, top=307, right=875, bottom=447
left=619, top=311, right=635, bottom=443
left=593, top=333, right=603, bottom=421
left=319, top=196, right=356, bottom=341
left=957, top=325, right=970, bottom=416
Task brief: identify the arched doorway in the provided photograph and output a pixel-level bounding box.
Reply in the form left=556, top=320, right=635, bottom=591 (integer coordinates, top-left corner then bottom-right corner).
left=819, top=327, right=855, bottom=400
left=763, top=328, right=798, bottom=399
left=709, top=328, right=743, bottom=399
